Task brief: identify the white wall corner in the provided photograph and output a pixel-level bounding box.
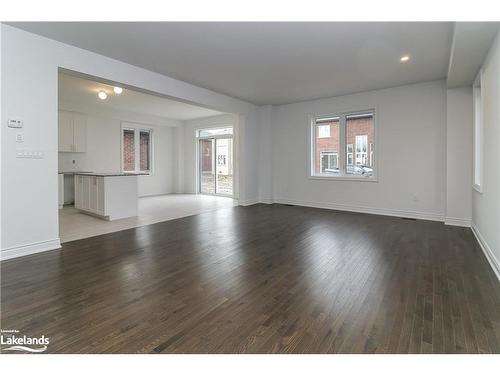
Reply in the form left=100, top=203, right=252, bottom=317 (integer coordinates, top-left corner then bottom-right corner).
left=1, top=238, right=61, bottom=261
left=471, top=223, right=500, bottom=283
left=444, top=217, right=472, bottom=227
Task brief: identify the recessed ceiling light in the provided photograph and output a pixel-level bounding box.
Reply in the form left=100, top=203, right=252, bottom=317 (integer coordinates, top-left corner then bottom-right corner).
left=98, top=91, right=107, bottom=100
left=400, top=55, right=410, bottom=63
left=113, top=87, right=123, bottom=94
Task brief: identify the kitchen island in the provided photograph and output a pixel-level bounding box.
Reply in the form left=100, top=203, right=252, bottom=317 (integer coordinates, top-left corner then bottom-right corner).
left=74, top=173, right=141, bottom=220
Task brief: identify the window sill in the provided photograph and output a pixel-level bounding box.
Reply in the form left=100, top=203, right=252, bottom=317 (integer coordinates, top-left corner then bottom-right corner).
left=309, top=175, right=378, bottom=182
left=122, top=171, right=152, bottom=176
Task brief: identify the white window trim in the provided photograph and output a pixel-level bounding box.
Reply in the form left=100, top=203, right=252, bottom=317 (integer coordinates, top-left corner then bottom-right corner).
left=308, top=109, right=378, bottom=182
left=473, top=72, right=483, bottom=193
left=121, top=122, right=154, bottom=175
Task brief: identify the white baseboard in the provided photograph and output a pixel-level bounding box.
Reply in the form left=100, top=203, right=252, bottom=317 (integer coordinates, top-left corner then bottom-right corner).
left=259, top=198, right=273, bottom=205
left=273, top=198, right=444, bottom=222
left=138, top=191, right=174, bottom=198
left=471, top=223, right=500, bottom=283
left=444, top=217, right=472, bottom=227
left=238, top=198, right=259, bottom=206
left=1, top=239, right=61, bottom=261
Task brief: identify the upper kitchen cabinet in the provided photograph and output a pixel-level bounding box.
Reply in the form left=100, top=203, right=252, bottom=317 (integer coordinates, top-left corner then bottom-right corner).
left=58, top=110, right=87, bottom=152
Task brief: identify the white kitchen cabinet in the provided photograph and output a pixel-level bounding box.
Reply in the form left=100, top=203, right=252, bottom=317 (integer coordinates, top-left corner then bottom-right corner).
left=74, top=174, right=138, bottom=220
left=58, top=174, right=64, bottom=209
left=58, top=110, right=87, bottom=152
left=75, top=175, right=81, bottom=208
left=73, top=113, right=87, bottom=152
left=58, top=111, right=74, bottom=152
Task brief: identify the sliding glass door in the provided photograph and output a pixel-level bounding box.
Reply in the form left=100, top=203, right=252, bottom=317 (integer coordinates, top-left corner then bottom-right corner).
left=198, top=128, right=233, bottom=196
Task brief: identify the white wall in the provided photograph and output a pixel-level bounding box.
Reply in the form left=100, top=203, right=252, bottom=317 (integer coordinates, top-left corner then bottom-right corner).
left=472, top=31, right=500, bottom=279
left=258, top=105, right=273, bottom=203
left=182, top=114, right=239, bottom=197
left=58, top=102, right=180, bottom=197
left=445, top=87, right=473, bottom=226
left=270, top=80, right=447, bottom=220
left=1, top=24, right=259, bottom=258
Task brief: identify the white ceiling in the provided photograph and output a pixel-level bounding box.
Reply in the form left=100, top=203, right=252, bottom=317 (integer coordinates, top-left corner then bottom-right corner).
left=447, top=22, right=499, bottom=88
left=58, top=73, right=225, bottom=120
left=12, top=22, right=455, bottom=105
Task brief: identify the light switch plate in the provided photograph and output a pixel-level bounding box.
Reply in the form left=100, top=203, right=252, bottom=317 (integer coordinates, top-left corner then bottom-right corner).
left=16, top=150, right=44, bottom=159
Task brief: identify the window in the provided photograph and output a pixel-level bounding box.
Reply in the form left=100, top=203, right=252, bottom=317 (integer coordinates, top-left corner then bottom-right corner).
left=139, top=130, right=151, bottom=172
left=311, top=111, right=375, bottom=179
left=122, top=129, right=135, bottom=172
left=320, top=152, right=338, bottom=173
left=355, top=135, right=368, bottom=165
left=198, top=127, right=233, bottom=137
left=317, top=125, right=331, bottom=138
left=347, top=144, right=353, bottom=166
left=122, top=125, right=152, bottom=173
left=473, top=74, right=483, bottom=192
left=313, top=118, right=340, bottom=176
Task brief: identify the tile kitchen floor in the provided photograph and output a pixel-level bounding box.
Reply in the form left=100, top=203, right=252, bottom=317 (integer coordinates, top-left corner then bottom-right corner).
left=59, top=194, right=237, bottom=243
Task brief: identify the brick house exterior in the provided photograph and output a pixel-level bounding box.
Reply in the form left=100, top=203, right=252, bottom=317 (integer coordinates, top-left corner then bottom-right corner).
left=315, top=115, right=374, bottom=174
left=200, top=139, right=213, bottom=172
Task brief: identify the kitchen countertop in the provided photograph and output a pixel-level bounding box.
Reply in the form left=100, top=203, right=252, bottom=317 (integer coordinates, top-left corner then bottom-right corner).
left=59, top=171, right=93, bottom=175
left=74, top=172, right=149, bottom=177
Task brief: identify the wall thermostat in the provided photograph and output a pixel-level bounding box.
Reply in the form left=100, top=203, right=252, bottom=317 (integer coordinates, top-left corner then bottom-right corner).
left=8, top=118, right=23, bottom=128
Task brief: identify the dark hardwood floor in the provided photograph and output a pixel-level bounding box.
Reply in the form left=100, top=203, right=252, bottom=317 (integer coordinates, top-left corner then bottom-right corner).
left=1, top=204, right=500, bottom=353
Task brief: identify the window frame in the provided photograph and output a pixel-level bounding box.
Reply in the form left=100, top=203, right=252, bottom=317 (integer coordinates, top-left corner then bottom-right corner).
left=309, top=109, right=378, bottom=182
left=121, top=122, right=154, bottom=175
left=473, top=72, right=483, bottom=193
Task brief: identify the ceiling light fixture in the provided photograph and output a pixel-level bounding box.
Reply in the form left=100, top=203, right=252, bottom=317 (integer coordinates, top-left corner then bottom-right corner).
left=98, top=91, right=107, bottom=100
left=113, top=87, right=123, bottom=94
left=400, top=55, right=410, bottom=63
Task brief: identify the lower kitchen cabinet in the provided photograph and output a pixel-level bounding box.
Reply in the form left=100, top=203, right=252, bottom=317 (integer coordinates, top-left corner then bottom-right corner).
left=74, top=175, right=105, bottom=216
left=74, top=174, right=138, bottom=220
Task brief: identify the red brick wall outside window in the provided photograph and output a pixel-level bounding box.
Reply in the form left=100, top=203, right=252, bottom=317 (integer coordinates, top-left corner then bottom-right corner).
left=200, top=139, right=213, bottom=172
